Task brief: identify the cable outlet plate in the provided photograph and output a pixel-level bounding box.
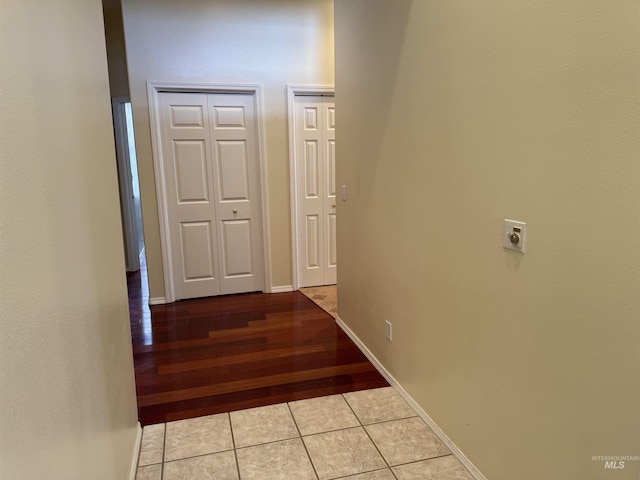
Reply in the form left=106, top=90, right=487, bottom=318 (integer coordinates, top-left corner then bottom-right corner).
left=504, top=219, right=527, bottom=253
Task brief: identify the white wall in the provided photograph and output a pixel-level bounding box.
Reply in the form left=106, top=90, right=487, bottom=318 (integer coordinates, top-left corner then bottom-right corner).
left=0, top=1, right=139, bottom=478
left=335, top=1, right=640, bottom=479
left=121, top=0, right=335, bottom=297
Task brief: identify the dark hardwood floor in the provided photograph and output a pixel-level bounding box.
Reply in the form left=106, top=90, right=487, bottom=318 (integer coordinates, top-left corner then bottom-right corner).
left=127, top=267, right=388, bottom=426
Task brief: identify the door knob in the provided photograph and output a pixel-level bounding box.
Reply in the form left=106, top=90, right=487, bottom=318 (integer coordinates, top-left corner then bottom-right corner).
left=332, top=204, right=336, bottom=208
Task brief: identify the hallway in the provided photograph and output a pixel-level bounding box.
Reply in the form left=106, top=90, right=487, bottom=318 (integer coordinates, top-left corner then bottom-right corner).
left=128, top=270, right=475, bottom=478
left=128, top=268, right=386, bottom=426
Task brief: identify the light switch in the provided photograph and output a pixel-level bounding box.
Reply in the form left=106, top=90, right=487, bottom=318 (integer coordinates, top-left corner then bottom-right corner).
left=504, top=219, right=527, bottom=253
left=341, top=185, right=347, bottom=201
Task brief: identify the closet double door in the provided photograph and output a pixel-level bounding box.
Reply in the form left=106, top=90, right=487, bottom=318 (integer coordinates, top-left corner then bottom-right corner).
left=295, top=95, right=337, bottom=287
left=159, top=92, right=264, bottom=300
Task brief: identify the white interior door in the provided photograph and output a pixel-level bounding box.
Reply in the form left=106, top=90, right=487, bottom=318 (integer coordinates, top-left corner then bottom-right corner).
left=159, top=91, right=264, bottom=300
left=112, top=97, right=140, bottom=272
left=295, top=95, right=336, bottom=287
left=209, top=93, right=264, bottom=295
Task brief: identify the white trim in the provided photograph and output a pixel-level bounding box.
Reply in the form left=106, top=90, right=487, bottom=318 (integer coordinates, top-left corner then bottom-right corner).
left=269, top=285, right=294, bottom=293
left=148, top=297, right=167, bottom=306
left=254, top=87, right=274, bottom=294
left=129, top=422, right=143, bottom=480
left=286, top=85, right=335, bottom=290
left=112, top=96, right=140, bottom=273
left=335, top=315, right=488, bottom=480
left=147, top=82, right=271, bottom=302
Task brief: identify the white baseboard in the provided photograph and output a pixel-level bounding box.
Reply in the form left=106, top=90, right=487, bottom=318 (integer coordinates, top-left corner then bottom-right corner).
left=335, top=315, right=487, bottom=480
left=149, top=288, right=293, bottom=302
left=129, top=422, right=143, bottom=480
left=269, top=285, right=294, bottom=293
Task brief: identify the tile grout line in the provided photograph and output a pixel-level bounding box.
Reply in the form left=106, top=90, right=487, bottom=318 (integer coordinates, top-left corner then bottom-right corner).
left=301, top=424, right=364, bottom=440
left=362, top=414, right=419, bottom=427
left=334, top=468, right=396, bottom=480
left=339, top=393, right=363, bottom=429
left=362, top=418, right=450, bottom=477
left=392, top=452, right=455, bottom=469
left=155, top=414, right=239, bottom=465
left=161, top=449, right=236, bottom=465
left=341, top=393, right=395, bottom=475
left=234, top=435, right=301, bottom=451
left=161, top=422, right=167, bottom=480
left=228, top=413, right=243, bottom=480
left=358, top=431, right=399, bottom=480
left=352, top=404, right=459, bottom=478
left=286, top=402, right=320, bottom=480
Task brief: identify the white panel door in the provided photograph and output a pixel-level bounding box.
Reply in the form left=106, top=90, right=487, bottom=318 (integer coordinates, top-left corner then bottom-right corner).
left=208, top=93, right=264, bottom=295
left=159, top=91, right=264, bottom=300
left=295, top=95, right=336, bottom=287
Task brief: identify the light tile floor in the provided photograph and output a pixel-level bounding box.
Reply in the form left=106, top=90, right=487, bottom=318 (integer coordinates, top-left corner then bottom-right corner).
left=136, top=387, right=474, bottom=480
left=299, top=285, right=337, bottom=318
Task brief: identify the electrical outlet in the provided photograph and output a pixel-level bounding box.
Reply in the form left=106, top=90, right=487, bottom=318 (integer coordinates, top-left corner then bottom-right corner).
left=385, top=320, right=392, bottom=341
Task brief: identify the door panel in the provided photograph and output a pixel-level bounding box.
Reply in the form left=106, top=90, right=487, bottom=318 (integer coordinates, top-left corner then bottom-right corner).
left=305, top=141, right=319, bottom=198
left=306, top=214, right=320, bottom=269
left=327, top=106, right=336, bottom=129
left=180, top=222, right=216, bottom=280
left=209, top=93, right=264, bottom=295
left=221, top=220, right=253, bottom=277
left=213, top=106, right=245, bottom=128
left=295, top=95, right=336, bottom=287
left=304, top=106, right=318, bottom=129
left=327, top=140, right=336, bottom=198
left=216, top=141, right=250, bottom=201
left=159, top=91, right=264, bottom=300
left=173, top=140, right=209, bottom=203
left=170, top=105, right=205, bottom=127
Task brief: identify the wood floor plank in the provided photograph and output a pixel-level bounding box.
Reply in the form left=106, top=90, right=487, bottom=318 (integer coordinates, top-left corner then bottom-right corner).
left=128, top=272, right=388, bottom=425
left=135, top=348, right=371, bottom=394
left=137, top=362, right=375, bottom=407
left=157, top=344, right=326, bottom=374
left=207, top=320, right=304, bottom=338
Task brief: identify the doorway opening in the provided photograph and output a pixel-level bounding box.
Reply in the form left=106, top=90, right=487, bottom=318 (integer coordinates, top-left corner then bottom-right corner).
left=287, top=86, right=336, bottom=290
left=113, top=98, right=150, bottom=330
left=287, top=86, right=337, bottom=318
left=124, top=102, right=145, bottom=263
